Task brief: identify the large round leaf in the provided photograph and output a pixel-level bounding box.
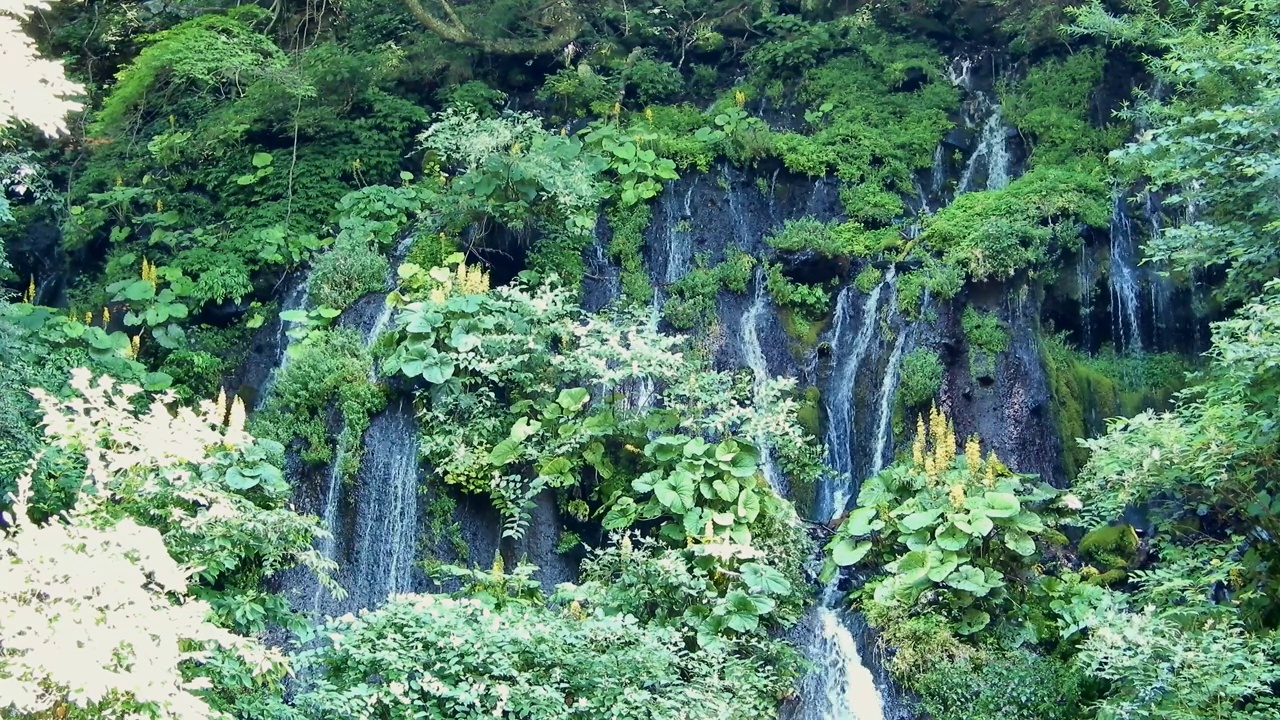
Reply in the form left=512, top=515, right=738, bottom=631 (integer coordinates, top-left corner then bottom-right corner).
left=830, top=537, right=872, bottom=566
left=1004, top=529, right=1036, bottom=557
left=654, top=471, right=697, bottom=513
left=983, top=491, right=1022, bottom=518
left=899, top=507, right=943, bottom=532
left=843, top=506, right=881, bottom=537
left=894, top=550, right=934, bottom=586
left=956, top=608, right=991, bottom=635
left=935, top=522, right=971, bottom=552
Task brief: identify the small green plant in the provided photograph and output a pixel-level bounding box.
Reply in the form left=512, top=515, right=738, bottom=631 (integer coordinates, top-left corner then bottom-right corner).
left=308, top=236, right=388, bottom=311
left=962, top=306, right=1010, bottom=380
left=899, top=348, right=943, bottom=408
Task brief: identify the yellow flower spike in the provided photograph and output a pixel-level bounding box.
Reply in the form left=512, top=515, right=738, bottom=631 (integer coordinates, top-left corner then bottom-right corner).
left=115, top=176, right=123, bottom=186
left=130, top=334, right=141, bottom=358
left=612, top=101, right=621, bottom=117
left=644, top=107, right=654, bottom=122
left=102, top=306, right=111, bottom=324
left=428, top=287, right=446, bottom=304
left=560, top=127, right=567, bottom=136
left=491, top=552, right=505, bottom=577
left=965, top=435, right=982, bottom=478
left=214, top=387, right=228, bottom=426
left=25, top=275, right=35, bottom=303
left=734, top=89, right=747, bottom=107
left=510, top=141, right=522, bottom=155
left=620, top=534, right=633, bottom=554
left=568, top=600, right=586, bottom=620
left=912, top=414, right=926, bottom=469
left=984, top=458, right=996, bottom=488
left=948, top=483, right=966, bottom=510
left=83, top=311, right=92, bottom=324
left=228, top=396, right=247, bottom=434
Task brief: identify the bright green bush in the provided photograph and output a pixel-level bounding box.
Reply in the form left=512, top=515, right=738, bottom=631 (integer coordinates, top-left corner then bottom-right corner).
left=308, top=237, right=388, bottom=311
left=916, top=650, right=1086, bottom=720
left=899, top=347, right=944, bottom=407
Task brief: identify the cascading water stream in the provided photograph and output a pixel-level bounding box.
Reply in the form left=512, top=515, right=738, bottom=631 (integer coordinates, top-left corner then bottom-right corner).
left=1109, top=194, right=1143, bottom=353
left=293, top=231, right=422, bottom=618
left=739, top=267, right=784, bottom=495
left=820, top=269, right=892, bottom=522
left=256, top=279, right=310, bottom=409
left=790, top=585, right=887, bottom=720
left=956, top=100, right=1010, bottom=194
left=870, top=293, right=906, bottom=476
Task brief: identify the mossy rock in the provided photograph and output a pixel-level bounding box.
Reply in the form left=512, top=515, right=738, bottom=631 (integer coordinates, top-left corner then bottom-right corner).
left=1079, top=524, right=1139, bottom=568
left=1084, top=567, right=1128, bottom=587
left=796, top=386, right=822, bottom=438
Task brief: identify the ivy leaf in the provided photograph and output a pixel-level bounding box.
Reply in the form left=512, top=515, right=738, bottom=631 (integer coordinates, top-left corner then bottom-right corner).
left=720, top=590, right=762, bottom=633
left=935, top=522, right=970, bottom=552
left=737, top=487, right=761, bottom=522
left=224, top=466, right=260, bottom=490
left=488, top=438, right=521, bottom=466
left=1012, top=510, right=1045, bottom=533
left=556, top=387, right=590, bottom=414
left=899, top=507, right=943, bottom=532
left=843, top=506, right=882, bottom=537
left=894, top=550, right=934, bottom=586
left=944, top=564, right=990, bottom=595
left=956, top=608, right=991, bottom=635
left=983, top=491, right=1022, bottom=518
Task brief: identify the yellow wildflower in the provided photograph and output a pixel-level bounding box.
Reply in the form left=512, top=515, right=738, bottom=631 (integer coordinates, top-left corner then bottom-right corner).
left=965, top=434, right=982, bottom=478
left=102, top=306, right=111, bottom=324
left=949, top=483, right=966, bottom=510
left=734, top=89, right=747, bottom=107
left=644, top=107, right=654, bottom=122
left=24, top=275, right=34, bottom=303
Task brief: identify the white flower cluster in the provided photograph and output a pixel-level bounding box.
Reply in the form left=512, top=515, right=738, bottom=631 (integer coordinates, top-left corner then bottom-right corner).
left=0, top=0, right=83, bottom=135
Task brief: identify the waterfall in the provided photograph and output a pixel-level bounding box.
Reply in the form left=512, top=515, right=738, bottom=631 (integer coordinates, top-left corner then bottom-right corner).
left=345, top=400, right=420, bottom=611
left=308, top=455, right=346, bottom=616
left=870, top=329, right=906, bottom=476
left=790, top=604, right=887, bottom=720
left=1109, top=194, right=1143, bottom=353
left=956, top=101, right=1010, bottom=194
left=820, top=269, right=893, bottom=522
left=256, top=279, right=310, bottom=408
left=739, top=268, right=784, bottom=495
left=280, top=230, right=425, bottom=619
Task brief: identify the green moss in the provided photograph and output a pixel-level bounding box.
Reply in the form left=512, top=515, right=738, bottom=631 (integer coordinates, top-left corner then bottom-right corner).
left=250, top=328, right=385, bottom=482
left=854, top=265, right=883, bottom=293
left=1000, top=49, right=1127, bottom=169
left=1080, top=524, right=1139, bottom=568
left=920, top=166, right=1111, bottom=282
left=1041, top=333, right=1189, bottom=478
left=606, top=202, right=653, bottom=307
left=767, top=217, right=898, bottom=259
left=661, top=250, right=757, bottom=330
left=961, top=307, right=1010, bottom=380
left=763, top=31, right=957, bottom=222
left=796, top=386, right=823, bottom=438
left=899, top=347, right=944, bottom=407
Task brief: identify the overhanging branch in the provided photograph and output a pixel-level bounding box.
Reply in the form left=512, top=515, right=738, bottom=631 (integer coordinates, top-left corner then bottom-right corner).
left=400, top=0, right=582, bottom=55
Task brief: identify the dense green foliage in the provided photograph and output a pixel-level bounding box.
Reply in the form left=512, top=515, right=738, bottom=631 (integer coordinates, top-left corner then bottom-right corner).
left=7, top=0, right=1280, bottom=717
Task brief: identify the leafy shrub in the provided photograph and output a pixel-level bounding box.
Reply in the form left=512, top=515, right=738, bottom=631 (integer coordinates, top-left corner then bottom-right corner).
left=296, top=586, right=792, bottom=720
left=962, top=307, right=1010, bottom=355
left=920, top=166, right=1110, bottom=281
left=899, top=347, right=943, bottom=407
left=251, top=328, right=384, bottom=481
left=625, top=58, right=684, bottom=104
left=916, top=650, right=1086, bottom=720
left=308, top=237, right=388, bottom=311
left=826, top=406, right=1076, bottom=638
left=536, top=65, right=617, bottom=118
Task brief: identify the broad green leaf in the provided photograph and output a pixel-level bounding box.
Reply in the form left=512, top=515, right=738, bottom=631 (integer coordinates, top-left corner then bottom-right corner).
left=488, top=438, right=520, bottom=466
left=843, top=506, right=882, bottom=537
left=741, top=563, right=791, bottom=595
left=830, top=537, right=872, bottom=566
left=935, top=522, right=970, bottom=552
left=603, top=497, right=638, bottom=530
left=556, top=387, right=590, bottom=413
left=1004, top=529, right=1036, bottom=556
left=900, top=507, right=943, bottom=532
left=984, top=491, right=1021, bottom=518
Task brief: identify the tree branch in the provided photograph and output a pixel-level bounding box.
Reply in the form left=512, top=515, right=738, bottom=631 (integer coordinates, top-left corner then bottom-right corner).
left=400, top=0, right=582, bottom=55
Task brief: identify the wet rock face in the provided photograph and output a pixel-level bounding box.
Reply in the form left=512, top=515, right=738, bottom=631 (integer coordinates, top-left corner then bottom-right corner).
left=942, top=282, right=1066, bottom=488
